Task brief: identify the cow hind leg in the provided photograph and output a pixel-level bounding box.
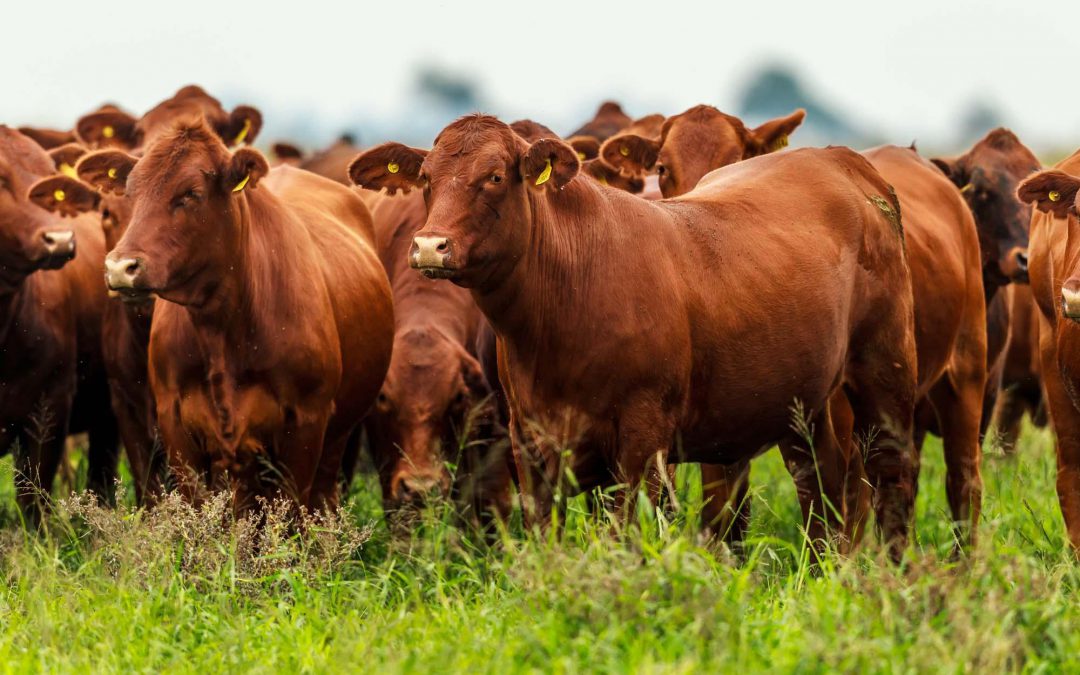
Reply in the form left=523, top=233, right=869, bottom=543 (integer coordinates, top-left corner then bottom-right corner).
left=847, top=338, right=918, bottom=562
left=699, top=462, right=751, bottom=550
left=779, top=400, right=858, bottom=556
left=85, top=408, right=121, bottom=506
left=927, top=368, right=985, bottom=550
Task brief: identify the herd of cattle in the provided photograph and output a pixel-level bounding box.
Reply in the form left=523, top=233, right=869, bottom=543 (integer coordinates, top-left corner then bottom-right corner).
left=3, top=84, right=1079, bottom=559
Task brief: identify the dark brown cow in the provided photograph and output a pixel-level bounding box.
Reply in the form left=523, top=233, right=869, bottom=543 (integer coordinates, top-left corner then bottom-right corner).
left=995, top=283, right=1047, bottom=451
left=270, top=135, right=362, bottom=184
left=567, top=101, right=633, bottom=142
left=1015, top=159, right=1080, bottom=549
left=0, top=127, right=120, bottom=523
left=932, top=129, right=1041, bottom=433
left=349, top=115, right=919, bottom=557
left=74, top=119, right=393, bottom=514
left=600, top=104, right=805, bottom=197
left=360, top=189, right=512, bottom=523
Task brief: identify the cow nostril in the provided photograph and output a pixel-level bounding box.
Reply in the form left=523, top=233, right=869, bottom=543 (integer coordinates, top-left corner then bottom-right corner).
left=124, top=261, right=140, bottom=277
left=436, top=241, right=449, bottom=254
left=1016, top=251, right=1029, bottom=271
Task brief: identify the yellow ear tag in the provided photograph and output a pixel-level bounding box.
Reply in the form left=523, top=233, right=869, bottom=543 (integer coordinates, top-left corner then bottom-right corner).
left=387, top=161, right=400, bottom=174
left=53, top=189, right=66, bottom=202
left=102, top=125, right=115, bottom=139
left=107, top=168, right=117, bottom=180
left=619, top=146, right=630, bottom=157
left=960, top=183, right=973, bottom=194
left=535, top=158, right=552, bottom=186
left=1050, top=190, right=1061, bottom=202
left=60, top=163, right=77, bottom=178
left=772, top=135, right=789, bottom=151
left=233, top=118, right=252, bottom=145
left=233, top=174, right=251, bottom=193
left=577, top=152, right=586, bottom=161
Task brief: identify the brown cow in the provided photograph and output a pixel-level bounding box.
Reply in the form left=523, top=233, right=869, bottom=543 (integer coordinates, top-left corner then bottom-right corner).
left=360, top=189, right=512, bottom=524
left=349, top=115, right=919, bottom=558
left=932, top=129, right=1041, bottom=434
left=862, top=146, right=987, bottom=543
left=76, top=85, right=260, bottom=151
left=600, top=104, right=805, bottom=198
left=75, top=119, right=393, bottom=515
left=0, top=127, right=120, bottom=523
left=38, top=87, right=268, bottom=505
left=567, top=101, right=633, bottom=142
left=1015, top=160, right=1080, bottom=548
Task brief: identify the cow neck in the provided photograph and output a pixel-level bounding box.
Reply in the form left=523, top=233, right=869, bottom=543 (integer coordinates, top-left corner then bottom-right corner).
left=473, top=180, right=604, bottom=353
left=185, top=188, right=320, bottom=358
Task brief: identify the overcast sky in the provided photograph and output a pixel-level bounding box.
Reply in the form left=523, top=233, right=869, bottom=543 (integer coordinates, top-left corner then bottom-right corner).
left=3, top=0, right=1077, bottom=151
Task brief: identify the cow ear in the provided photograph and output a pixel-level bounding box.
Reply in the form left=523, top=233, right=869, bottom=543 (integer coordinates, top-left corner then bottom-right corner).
left=272, top=142, right=304, bottom=163
left=75, top=109, right=139, bottom=149
left=225, top=147, right=270, bottom=194
left=521, top=138, right=580, bottom=191
left=582, top=159, right=644, bottom=193
left=930, top=156, right=968, bottom=187
left=746, top=109, right=804, bottom=157
left=76, top=150, right=137, bottom=195
left=1017, top=170, right=1080, bottom=218
left=49, top=143, right=89, bottom=178
left=27, top=175, right=101, bottom=217
left=568, top=136, right=601, bottom=161
left=348, top=142, right=427, bottom=195
left=219, top=105, right=263, bottom=147
left=17, top=126, right=77, bottom=150
left=600, top=133, right=659, bottom=175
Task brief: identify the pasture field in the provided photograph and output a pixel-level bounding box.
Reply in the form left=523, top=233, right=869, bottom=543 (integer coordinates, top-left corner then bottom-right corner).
left=0, top=422, right=1076, bottom=673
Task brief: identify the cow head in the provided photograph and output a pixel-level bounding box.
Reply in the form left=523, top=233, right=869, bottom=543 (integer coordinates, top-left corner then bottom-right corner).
left=568, top=101, right=633, bottom=141
left=0, top=127, right=85, bottom=291
left=367, top=326, right=492, bottom=512
left=601, top=106, right=805, bottom=198
left=349, top=115, right=580, bottom=289
left=932, top=128, right=1039, bottom=287
left=1017, top=169, right=1080, bottom=320
left=17, top=126, right=77, bottom=150
left=85, top=118, right=268, bottom=306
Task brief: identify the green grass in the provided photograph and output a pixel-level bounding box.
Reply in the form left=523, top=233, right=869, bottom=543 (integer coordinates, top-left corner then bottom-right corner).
left=0, top=421, right=1076, bottom=673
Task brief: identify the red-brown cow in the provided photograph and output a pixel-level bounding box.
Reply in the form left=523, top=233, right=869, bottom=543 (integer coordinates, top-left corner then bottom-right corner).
left=359, top=189, right=512, bottom=524
left=349, top=115, right=919, bottom=557
left=567, top=101, right=633, bottom=142
left=600, top=104, right=805, bottom=198
left=0, top=127, right=120, bottom=523
left=38, top=86, right=268, bottom=505
left=1016, top=160, right=1080, bottom=549
left=75, top=119, right=393, bottom=514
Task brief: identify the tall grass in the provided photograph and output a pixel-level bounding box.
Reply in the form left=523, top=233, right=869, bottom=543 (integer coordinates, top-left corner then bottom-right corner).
left=0, top=421, right=1075, bottom=673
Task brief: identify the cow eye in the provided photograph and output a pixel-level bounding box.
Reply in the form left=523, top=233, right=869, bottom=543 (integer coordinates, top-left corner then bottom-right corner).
left=101, top=208, right=116, bottom=229
left=490, top=174, right=502, bottom=184
left=656, top=165, right=666, bottom=176
left=375, top=392, right=391, bottom=411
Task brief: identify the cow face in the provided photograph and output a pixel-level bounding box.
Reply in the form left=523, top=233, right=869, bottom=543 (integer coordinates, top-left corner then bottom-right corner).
left=0, top=128, right=85, bottom=289
left=350, top=116, right=580, bottom=288
left=601, top=106, right=804, bottom=198
left=85, top=120, right=268, bottom=306
left=1017, top=169, right=1080, bottom=320
left=933, top=129, right=1039, bottom=285
left=367, top=327, right=491, bottom=512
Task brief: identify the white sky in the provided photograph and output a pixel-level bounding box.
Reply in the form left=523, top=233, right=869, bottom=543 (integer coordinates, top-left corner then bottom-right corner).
left=3, top=0, right=1078, bottom=151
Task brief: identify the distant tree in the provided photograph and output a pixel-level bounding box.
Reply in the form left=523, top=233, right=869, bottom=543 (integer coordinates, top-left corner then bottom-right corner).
left=737, top=64, right=865, bottom=145
left=414, top=66, right=482, bottom=115
left=957, top=100, right=1007, bottom=147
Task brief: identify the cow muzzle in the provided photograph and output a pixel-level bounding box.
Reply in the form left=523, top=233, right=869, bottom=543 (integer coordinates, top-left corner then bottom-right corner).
left=39, top=230, right=76, bottom=267
left=1004, top=246, right=1029, bottom=283
left=104, top=255, right=153, bottom=302
left=1062, top=278, right=1080, bottom=321
left=410, top=236, right=456, bottom=278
